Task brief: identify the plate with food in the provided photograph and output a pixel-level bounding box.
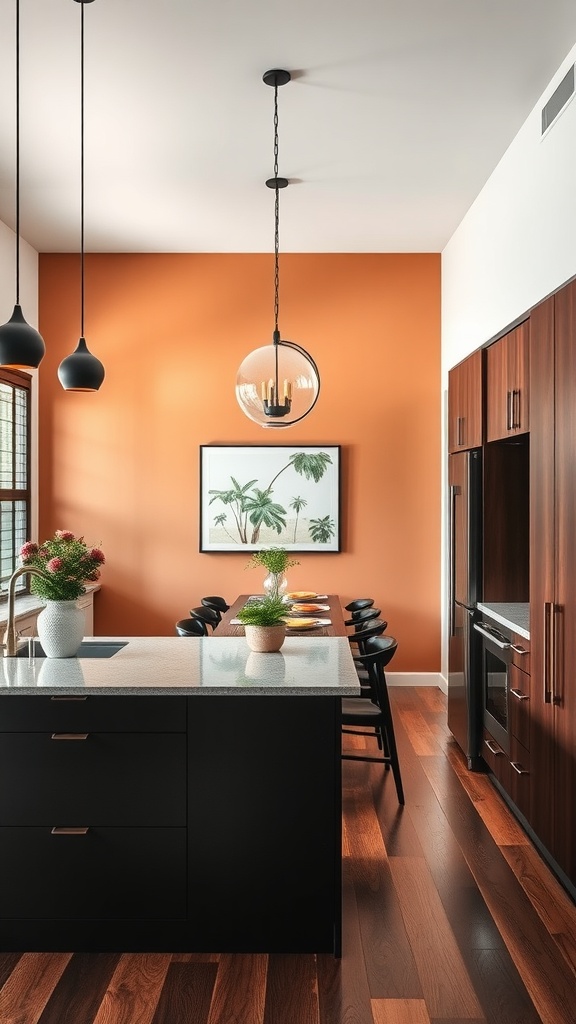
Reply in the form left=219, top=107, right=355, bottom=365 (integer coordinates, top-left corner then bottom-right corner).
left=290, top=602, right=330, bottom=613
left=283, top=617, right=321, bottom=630
left=286, top=591, right=318, bottom=601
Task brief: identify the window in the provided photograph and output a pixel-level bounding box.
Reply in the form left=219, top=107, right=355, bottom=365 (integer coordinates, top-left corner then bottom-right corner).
left=0, top=369, right=31, bottom=596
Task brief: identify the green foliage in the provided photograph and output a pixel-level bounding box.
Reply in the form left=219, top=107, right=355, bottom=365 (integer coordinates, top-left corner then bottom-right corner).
left=246, top=546, right=299, bottom=573
left=308, top=516, right=336, bottom=543
left=20, top=530, right=105, bottom=601
left=236, top=594, right=288, bottom=626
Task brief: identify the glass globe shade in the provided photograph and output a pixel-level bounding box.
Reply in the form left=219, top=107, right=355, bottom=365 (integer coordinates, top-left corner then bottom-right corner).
left=236, top=340, right=320, bottom=428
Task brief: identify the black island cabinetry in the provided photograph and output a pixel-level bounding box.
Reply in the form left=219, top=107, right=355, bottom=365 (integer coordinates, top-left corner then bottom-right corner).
left=0, top=685, right=344, bottom=954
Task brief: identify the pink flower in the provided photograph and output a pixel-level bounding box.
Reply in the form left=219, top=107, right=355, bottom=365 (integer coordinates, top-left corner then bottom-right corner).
left=46, top=557, right=63, bottom=574
left=89, top=547, right=105, bottom=565
left=55, top=530, right=75, bottom=541
left=19, top=541, right=38, bottom=560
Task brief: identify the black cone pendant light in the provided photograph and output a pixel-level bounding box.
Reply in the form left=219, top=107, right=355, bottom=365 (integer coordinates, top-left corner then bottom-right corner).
left=58, top=0, right=105, bottom=392
left=235, top=69, right=320, bottom=427
left=0, top=0, right=46, bottom=370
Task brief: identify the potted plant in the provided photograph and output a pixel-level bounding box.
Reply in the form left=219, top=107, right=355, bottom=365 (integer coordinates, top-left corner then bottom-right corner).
left=19, top=530, right=105, bottom=658
left=246, top=546, right=299, bottom=599
left=236, top=594, right=288, bottom=652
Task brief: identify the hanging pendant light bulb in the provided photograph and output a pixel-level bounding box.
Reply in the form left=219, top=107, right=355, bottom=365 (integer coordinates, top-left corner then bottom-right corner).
left=236, top=69, right=320, bottom=428
left=58, top=0, right=104, bottom=393
left=0, top=0, right=46, bottom=369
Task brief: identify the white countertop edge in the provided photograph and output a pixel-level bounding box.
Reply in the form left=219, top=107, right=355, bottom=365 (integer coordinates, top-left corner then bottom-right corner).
left=476, top=602, right=530, bottom=640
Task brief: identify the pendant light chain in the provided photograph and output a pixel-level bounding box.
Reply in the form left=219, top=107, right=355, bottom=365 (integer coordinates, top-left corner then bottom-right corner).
left=15, top=0, right=21, bottom=303
left=80, top=0, right=85, bottom=337
left=273, top=81, right=280, bottom=337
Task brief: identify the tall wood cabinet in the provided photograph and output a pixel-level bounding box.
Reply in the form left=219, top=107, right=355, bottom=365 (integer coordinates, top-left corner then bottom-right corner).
left=529, top=282, right=576, bottom=886
left=486, top=321, right=530, bottom=441
left=448, top=349, right=483, bottom=453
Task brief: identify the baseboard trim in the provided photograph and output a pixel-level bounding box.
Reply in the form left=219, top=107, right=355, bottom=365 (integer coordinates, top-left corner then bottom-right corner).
left=387, top=672, right=445, bottom=690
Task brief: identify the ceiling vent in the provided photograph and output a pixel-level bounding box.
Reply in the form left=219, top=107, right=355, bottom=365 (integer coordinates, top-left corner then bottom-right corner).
left=541, top=64, right=575, bottom=135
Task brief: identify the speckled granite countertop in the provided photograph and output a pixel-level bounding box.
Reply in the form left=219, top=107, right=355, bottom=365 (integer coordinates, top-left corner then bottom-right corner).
left=0, top=635, right=360, bottom=696
left=476, top=602, right=530, bottom=640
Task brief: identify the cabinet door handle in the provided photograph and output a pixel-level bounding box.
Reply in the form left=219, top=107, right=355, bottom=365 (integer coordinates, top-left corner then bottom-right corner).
left=51, top=733, right=89, bottom=740
left=484, top=738, right=503, bottom=755
left=456, top=416, right=462, bottom=446
left=543, top=602, right=552, bottom=704
left=506, top=390, right=512, bottom=430
left=510, top=761, right=529, bottom=776
left=51, top=827, right=89, bottom=835
left=510, top=688, right=529, bottom=701
left=512, top=388, right=520, bottom=429
left=552, top=604, right=561, bottom=706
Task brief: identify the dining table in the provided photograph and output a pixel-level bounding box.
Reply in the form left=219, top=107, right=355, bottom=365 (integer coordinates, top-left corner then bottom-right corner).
left=213, top=593, right=347, bottom=637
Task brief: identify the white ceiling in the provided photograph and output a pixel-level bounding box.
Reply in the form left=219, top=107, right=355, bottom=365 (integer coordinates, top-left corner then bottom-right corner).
left=0, top=0, right=575, bottom=254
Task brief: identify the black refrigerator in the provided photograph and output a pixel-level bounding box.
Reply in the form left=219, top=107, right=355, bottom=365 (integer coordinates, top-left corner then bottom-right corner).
left=448, top=448, right=482, bottom=769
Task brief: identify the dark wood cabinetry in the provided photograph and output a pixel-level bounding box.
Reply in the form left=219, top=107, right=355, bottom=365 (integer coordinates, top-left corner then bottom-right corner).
left=486, top=322, right=530, bottom=441
left=448, top=349, right=484, bottom=452
left=529, top=282, right=576, bottom=887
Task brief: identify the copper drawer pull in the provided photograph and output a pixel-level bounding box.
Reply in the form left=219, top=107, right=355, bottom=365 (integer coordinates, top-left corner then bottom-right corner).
left=510, top=688, right=529, bottom=701
left=50, top=696, right=88, bottom=702
left=51, top=733, right=89, bottom=740
left=510, top=762, right=529, bottom=776
left=484, top=738, right=503, bottom=755
left=51, top=827, right=89, bottom=835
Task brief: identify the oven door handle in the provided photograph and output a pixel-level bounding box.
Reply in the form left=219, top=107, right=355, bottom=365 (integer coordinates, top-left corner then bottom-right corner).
left=473, top=623, right=511, bottom=649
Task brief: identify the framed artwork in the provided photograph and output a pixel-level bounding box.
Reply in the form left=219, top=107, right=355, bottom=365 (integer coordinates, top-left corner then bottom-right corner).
left=200, top=445, right=341, bottom=552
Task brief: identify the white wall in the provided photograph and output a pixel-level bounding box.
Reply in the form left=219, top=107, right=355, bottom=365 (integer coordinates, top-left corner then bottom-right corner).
left=0, top=218, right=40, bottom=538
left=440, top=41, right=576, bottom=682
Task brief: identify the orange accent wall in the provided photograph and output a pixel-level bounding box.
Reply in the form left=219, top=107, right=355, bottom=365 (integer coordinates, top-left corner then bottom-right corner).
left=38, top=253, right=440, bottom=672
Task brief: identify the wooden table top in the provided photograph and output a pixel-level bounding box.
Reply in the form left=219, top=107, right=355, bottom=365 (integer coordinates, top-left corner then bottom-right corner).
left=213, top=595, right=347, bottom=638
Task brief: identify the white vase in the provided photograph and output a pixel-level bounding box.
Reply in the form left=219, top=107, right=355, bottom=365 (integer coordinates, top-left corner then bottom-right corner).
left=263, top=571, right=288, bottom=600
left=36, top=600, right=85, bottom=658
left=243, top=623, right=286, bottom=653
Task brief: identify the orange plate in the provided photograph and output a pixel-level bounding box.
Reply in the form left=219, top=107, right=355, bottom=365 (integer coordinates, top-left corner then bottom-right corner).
left=283, top=617, right=319, bottom=629
left=286, top=591, right=318, bottom=601
left=291, top=603, right=327, bottom=613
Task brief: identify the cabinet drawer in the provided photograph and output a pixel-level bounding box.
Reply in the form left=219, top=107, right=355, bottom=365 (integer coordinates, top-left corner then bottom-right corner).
left=0, top=733, right=186, bottom=825
left=509, top=737, right=530, bottom=821
left=482, top=729, right=511, bottom=792
left=0, top=695, right=186, bottom=733
left=0, top=826, right=186, bottom=919
left=509, top=665, right=531, bottom=749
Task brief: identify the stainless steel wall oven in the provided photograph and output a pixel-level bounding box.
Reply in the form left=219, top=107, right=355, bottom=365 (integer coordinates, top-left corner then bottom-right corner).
left=473, top=619, right=517, bottom=754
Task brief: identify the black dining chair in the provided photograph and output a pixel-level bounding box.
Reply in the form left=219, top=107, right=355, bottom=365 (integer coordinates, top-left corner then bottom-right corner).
left=348, top=619, right=388, bottom=690
left=345, top=606, right=381, bottom=628
left=189, top=605, right=220, bottom=632
left=344, top=598, right=374, bottom=613
left=175, top=617, right=208, bottom=637
left=201, top=596, right=230, bottom=622
left=342, top=635, right=404, bottom=804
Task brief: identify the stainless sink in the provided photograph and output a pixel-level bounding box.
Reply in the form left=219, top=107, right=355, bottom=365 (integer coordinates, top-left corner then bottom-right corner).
left=16, top=640, right=128, bottom=659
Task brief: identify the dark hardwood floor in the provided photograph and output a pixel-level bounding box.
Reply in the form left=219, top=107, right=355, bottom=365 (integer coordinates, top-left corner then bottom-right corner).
left=2, top=687, right=576, bottom=1023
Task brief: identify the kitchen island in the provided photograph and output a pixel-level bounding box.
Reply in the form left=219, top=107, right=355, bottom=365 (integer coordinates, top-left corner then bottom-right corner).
left=0, top=636, right=359, bottom=955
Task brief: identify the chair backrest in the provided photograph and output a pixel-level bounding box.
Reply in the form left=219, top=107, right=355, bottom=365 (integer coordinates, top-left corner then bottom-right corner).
left=345, top=606, right=381, bottom=628
left=176, top=617, right=208, bottom=637
left=189, top=605, right=220, bottom=630
left=348, top=619, right=387, bottom=645
left=344, top=598, right=374, bottom=612
left=201, top=595, right=230, bottom=614
left=357, top=635, right=398, bottom=705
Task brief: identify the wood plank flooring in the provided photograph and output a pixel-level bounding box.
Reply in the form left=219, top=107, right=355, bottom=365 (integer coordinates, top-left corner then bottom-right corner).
left=2, top=687, right=576, bottom=1024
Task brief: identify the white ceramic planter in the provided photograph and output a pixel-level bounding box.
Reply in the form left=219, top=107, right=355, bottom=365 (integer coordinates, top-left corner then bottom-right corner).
left=243, top=623, right=286, bottom=653
left=36, top=599, right=85, bottom=658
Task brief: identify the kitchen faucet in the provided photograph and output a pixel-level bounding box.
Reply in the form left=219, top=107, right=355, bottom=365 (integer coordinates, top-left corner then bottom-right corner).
left=1, top=566, right=50, bottom=657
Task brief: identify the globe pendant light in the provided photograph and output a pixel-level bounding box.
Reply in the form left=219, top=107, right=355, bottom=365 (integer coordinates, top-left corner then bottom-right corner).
left=0, top=0, right=46, bottom=370
left=236, top=69, right=320, bottom=428
left=58, top=0, right=105, bottom=392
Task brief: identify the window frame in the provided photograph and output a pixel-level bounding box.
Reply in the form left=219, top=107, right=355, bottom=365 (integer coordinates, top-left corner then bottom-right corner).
left=0, top=368, right=32, bottom=598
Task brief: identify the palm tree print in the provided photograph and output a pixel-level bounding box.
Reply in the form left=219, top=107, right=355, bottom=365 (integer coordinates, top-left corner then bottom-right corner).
left=289, top=495, right=308, bottom=543
left=308, top=515, right=336, bottom=543
left=207, top=451, right=336, bottom=547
